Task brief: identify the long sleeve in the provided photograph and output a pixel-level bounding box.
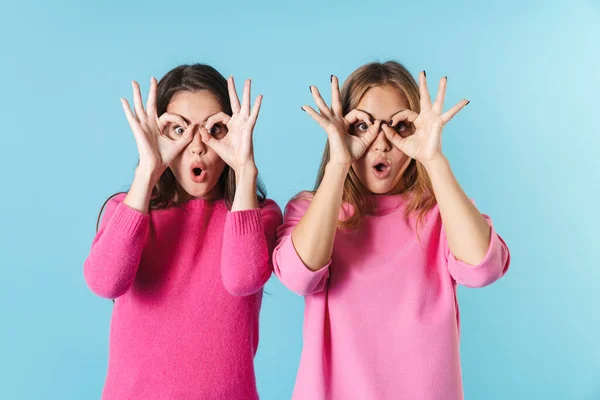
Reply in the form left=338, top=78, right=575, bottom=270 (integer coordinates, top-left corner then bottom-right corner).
left=272, top=194, right=331, bottom=296
left=442, top=203, right=511, bottom=288
left=83, top=193, right=149, bottom=299
left=220, top=199, right=282, bottom=296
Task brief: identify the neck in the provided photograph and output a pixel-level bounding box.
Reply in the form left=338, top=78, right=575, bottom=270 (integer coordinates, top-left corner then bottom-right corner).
left=176, top=184, right=224, bottom=203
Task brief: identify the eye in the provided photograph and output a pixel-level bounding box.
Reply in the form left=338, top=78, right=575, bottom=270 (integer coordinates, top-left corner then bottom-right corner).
left=208, top=124, right=223, bottom=135
left=394, top=122, right=407, bottom=132
left=352, top=121, right=369, bottom=134
left=393, top=121, right=412, bottom=136
left=173, top=125, right=185, bottom=135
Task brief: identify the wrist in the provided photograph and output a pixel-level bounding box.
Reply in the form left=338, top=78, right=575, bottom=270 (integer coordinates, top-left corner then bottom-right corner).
left=325, top=161, right=351, bottom=176
left=421, top=154, right=448, bottom=171
left=234, top=161, right=258, bottom=175
left=134, top=167, right=161, bottom=189
left=234, top=163, right=258, bottom=184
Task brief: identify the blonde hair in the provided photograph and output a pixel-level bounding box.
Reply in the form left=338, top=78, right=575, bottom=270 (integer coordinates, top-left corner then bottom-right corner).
left=307, top=60, right=437, bottom=232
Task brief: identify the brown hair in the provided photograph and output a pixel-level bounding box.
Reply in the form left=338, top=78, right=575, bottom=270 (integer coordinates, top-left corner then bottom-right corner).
left=96, top=64, right=267, bottom=231
left=308, top=60, right=437, bottom=232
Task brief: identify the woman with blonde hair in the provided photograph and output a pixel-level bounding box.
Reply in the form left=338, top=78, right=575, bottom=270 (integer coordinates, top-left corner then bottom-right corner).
left=273, top=61, right=510, bottom=399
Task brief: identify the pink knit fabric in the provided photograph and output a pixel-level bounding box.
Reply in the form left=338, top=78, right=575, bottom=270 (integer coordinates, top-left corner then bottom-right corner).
left=84, top=193, right=282, bottom=399
left=273, top=192, right=510, bottom=400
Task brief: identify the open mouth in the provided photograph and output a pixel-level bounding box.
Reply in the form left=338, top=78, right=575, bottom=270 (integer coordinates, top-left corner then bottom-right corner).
left=372, top=159, right=391, bottom=178
left=374, top=163, right=387, bottom=172
left=190, top=162, right=207, bottom=183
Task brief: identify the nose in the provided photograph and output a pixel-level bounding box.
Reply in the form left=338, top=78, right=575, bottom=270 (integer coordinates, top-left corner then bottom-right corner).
left=188, top=125, right=207, bottom=156
left=372, top=123, right=391, bottom=152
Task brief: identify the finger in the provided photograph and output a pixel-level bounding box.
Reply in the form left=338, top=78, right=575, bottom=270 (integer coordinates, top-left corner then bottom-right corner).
left=199, top=126, right=221, bottom=151
left=390, top=109, right=418, bottom=127
left=382, top=123, right=405, bottom=149
left=120, top=98, right=137, bottom=125
left=146, top=77, right=158, bottom=118
left=173, top=124, right=194, bottom=151
left=432, top=76, right=447, bottom=114
left=301, top=105, right=328, bottom=127
left=310, top=86, right=332, bottom=117
left=205, top=112, right=231, bottom=131
left=441, top=99, right=470, bottom=124
left=344, top=109, right=373, bottom=125
left=121, top=97, right=145, bottom=136
left=249, top=95, right=263, bottom=123
left=331, top=75, right=342, bottom=116
left=132, top=81, right=147, bottom=121
left=228, top=76, right=241, bottom=113
left=419, top=71, right=432, bottom=110
left=364, top=119, right=382, bottom=144
left=158, top=113, right=188, bottom=134
left=242, top=79, right=251, bottom=116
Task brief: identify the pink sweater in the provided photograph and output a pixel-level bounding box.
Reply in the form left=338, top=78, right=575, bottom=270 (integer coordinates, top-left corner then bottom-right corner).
left=273, top=192, right=510, bottom=400
left=84, top=193, right=282, bottom=400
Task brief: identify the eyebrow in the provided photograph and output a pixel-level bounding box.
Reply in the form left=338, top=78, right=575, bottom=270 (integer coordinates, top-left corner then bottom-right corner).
left=355, top=108, right=409, bottom=123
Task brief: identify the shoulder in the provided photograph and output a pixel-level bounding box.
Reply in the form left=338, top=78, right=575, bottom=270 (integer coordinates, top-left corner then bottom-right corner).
left=283, top=191, right=315, bottom=215
left=102, top=192, right=127, bottom=214
left=258, top=197, right=283, bottom=222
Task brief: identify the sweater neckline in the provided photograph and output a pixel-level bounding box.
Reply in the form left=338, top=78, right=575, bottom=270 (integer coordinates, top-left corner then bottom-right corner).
left=364, top=193, right=407, bottom=216
left=179, top=197, right=227, bottom=210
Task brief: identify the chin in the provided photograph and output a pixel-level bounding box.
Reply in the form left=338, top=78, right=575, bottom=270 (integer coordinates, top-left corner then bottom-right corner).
left=364, top=183, right=395, bottom=195
left=359, top=174, right=404, bottom=195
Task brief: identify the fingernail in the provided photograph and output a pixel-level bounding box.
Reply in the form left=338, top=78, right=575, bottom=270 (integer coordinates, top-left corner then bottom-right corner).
left=444, top=76, right=447, bottom=81
left=466, top=100, right=471, bottom=105
left=309, top=86, right=312, bottom=93
left=330, top=75, right=333, bottom=82
left=301, top=106, right=306, bottom=112
left=423, top=71, right=426, bottom=77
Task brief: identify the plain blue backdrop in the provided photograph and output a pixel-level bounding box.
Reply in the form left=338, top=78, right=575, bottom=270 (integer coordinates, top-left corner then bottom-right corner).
left=1, top=0, right=599, bottom=398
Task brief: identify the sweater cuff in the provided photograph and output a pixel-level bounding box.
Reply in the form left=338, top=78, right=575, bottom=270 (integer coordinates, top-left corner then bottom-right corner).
left=447, top=224, right=510, bottom=288
left=448, top=224, right=500, bottom=268
left=226, top=208, right=263, bottom=235
left=277, top=237, right=330, bottom=295
left=109, top=202, right=149, bottom=236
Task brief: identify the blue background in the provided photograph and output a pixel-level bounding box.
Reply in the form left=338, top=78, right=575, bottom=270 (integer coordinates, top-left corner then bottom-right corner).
left=1, top=0, right=599, bottom=398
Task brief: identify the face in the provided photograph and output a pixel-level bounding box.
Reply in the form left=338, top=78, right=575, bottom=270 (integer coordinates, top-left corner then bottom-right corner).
left=351, top=85, right=413, bottom=195
left=165, top=90, right=228, bottom=201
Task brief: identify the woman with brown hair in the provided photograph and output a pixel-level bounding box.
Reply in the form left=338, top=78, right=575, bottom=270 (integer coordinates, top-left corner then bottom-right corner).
left=84, top=64, right=281, bottom=399
left=273, top=61, right=511, bottom=399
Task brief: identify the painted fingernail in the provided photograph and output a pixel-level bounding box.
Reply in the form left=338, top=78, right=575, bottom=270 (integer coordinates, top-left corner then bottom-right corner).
left=466, top=100, right=471, bottom=105
left=444, top=76, right=447, bottom=81
left=330, top=75, right=334, bottom=82
left=309, top=86, right=312, bottom=93
left=423, top=70, right=426, bottom=77
left=301, top=106, right=306, bottom=112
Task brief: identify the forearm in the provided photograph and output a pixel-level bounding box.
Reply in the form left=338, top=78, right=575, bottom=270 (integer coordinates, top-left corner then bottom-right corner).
left=424, top=155, right=491, bottom=265
left=124, top=168, right=158, bottom=214
left=291, top=162, right=348, bottom=271
left=231, top=164, right=259, bottom=211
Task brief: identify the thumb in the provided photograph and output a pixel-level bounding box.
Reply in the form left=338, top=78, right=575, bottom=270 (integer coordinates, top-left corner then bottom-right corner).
left=382, top=124, right=405, bottom=150
left=172, top=124, right=194, bottom=153
left=364, top=119, right=382, bottom=144
left=199, top=127, right=224, bottom=155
